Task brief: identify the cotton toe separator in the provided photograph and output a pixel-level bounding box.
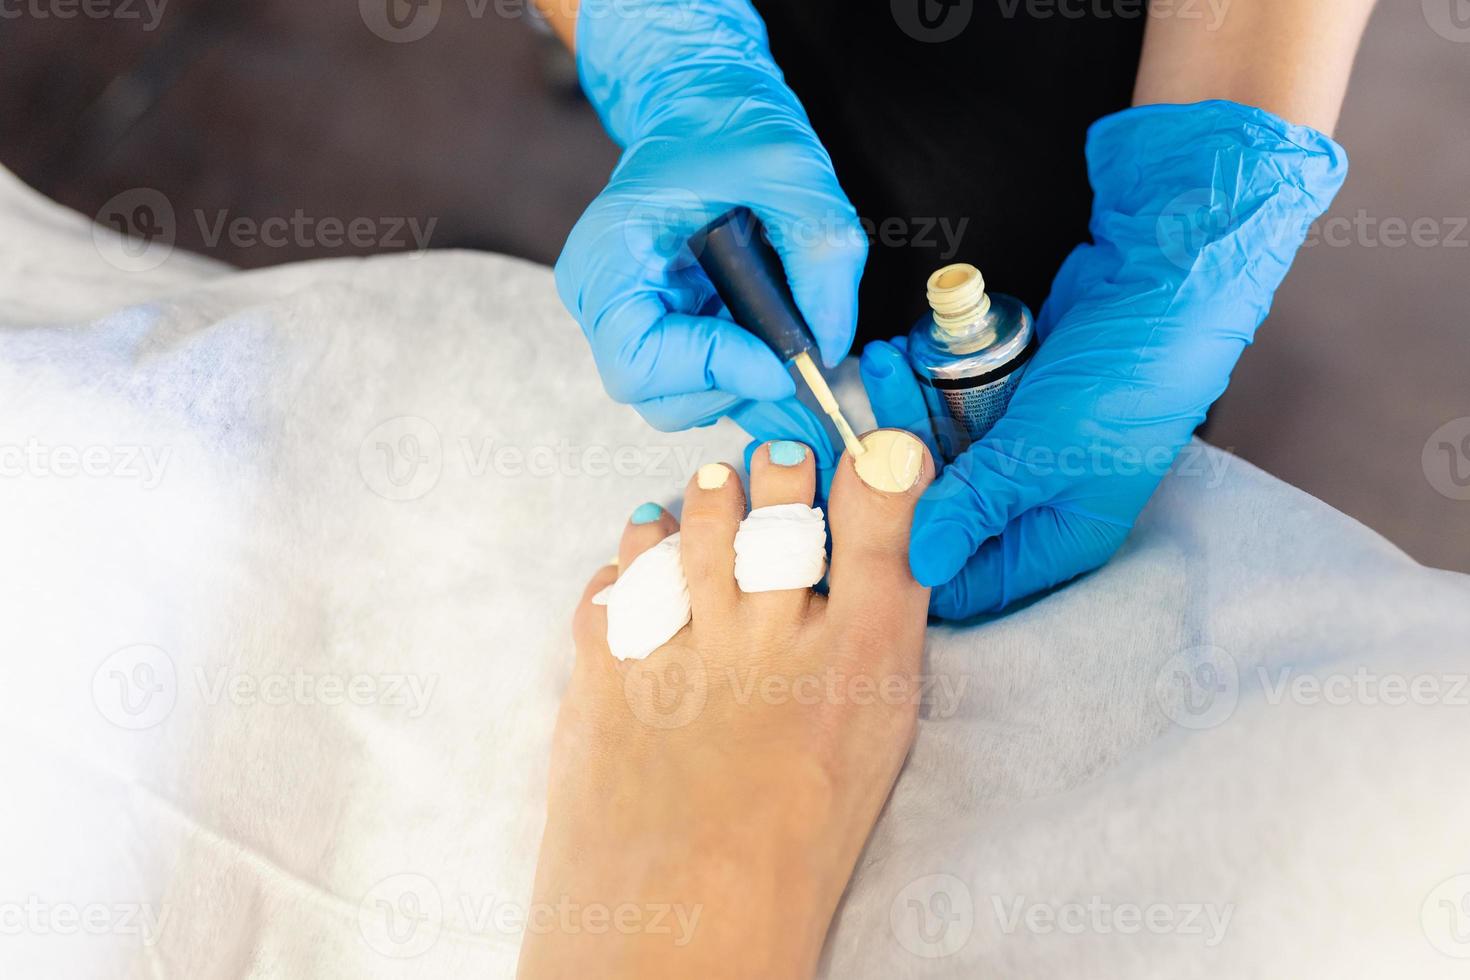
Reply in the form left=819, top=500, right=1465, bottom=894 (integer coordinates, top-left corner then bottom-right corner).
left=591, top=533, right=690, bottom=661
left=733, top=504, right=828, bottom=593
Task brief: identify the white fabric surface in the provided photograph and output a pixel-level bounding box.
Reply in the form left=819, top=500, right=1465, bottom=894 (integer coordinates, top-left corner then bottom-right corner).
left=3, top=166, right=1470, bottom=979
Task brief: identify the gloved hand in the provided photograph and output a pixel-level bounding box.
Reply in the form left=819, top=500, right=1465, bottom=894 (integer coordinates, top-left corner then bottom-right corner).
left=557, top=0, right=867, bottom=483
left=861, top=100, right=1348, bottom=618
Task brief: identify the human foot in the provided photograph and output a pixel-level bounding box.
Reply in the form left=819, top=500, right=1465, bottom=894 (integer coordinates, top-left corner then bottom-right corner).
left=517, top=431, right=934, bottom=980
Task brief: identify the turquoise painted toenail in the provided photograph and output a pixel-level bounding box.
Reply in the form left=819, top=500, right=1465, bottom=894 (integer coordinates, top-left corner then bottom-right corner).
left=769, top=441, right=808, bottom=466
left=630, top=502, right=663, bottom=525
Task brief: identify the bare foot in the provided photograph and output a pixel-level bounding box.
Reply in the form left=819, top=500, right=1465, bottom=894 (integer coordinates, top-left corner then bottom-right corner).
left=518, top=431, right=934, bottom=980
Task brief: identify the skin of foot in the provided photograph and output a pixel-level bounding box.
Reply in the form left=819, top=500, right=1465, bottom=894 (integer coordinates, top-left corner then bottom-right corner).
left=516, top=431, right=935, bottom=980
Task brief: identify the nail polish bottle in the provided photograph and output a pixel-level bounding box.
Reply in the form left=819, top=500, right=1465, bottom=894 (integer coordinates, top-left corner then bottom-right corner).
left=905, top=263, right=1035, bottom=461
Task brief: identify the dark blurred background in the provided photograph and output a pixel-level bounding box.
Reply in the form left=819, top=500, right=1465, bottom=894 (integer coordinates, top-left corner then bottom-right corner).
left=2, top=0, right=1466, bottom=570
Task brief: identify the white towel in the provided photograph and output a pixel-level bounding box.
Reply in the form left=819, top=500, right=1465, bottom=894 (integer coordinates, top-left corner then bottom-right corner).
left=2, top=167, right=1468, bottom=979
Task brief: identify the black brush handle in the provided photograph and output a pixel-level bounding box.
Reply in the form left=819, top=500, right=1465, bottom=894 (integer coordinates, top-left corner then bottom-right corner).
left=688, top=207, right=816, bottom=363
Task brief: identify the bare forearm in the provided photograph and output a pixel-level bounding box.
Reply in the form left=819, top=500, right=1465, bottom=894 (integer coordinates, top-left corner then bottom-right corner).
left=1133, top=0, right=1377, bottom=133
left=534, top=0, right=579, bottom=50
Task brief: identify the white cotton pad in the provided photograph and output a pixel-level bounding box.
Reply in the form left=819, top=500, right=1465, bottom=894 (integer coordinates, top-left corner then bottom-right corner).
left=590, top=533, right=691, bottom=661
left=733, top=503, right=828, bottom=593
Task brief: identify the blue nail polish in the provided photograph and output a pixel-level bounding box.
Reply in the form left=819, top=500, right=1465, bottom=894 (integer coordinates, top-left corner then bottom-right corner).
left=768, top=441, right=808, bottom=466
left=630, top=502, right=663, bottom=525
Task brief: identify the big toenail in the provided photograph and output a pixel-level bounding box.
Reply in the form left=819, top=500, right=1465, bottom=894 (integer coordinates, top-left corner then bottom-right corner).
left=854, top=431, right=923, bottom=492
left=768, top=441, right=808, bottom=466
left=630, top=502, right=663, bottom=525
left=697, top=463, right=731, bottom=490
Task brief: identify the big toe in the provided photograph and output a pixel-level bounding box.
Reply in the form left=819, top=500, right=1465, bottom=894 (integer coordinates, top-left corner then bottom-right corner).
left=826, top=429, right=935, bottom=643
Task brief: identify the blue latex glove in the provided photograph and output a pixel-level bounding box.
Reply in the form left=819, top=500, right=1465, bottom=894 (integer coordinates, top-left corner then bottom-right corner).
left=861, top=100, right=1348, bottom=618
left=557, top=0, right=868, bottom=483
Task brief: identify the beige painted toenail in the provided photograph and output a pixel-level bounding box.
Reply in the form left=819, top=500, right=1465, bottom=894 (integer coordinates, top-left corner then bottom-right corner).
left=697, top=463, right=731, bottom=490
left=854, top=431, right=923, bottom=492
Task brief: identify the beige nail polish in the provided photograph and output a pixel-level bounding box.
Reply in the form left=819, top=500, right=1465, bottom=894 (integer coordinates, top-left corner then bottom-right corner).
left=853, top=430, right=924, bottom=492
left=697, top=463, right=730, bottom=490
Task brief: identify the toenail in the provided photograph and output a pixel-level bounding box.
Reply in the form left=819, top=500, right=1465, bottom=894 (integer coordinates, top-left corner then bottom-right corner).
left=768, top=441, right=808, bottom=466
left=630, top=502, right=663, bottom=525
left=696, top=463, right=731, bottom=490
left=854, top=430, right=924, bottom=493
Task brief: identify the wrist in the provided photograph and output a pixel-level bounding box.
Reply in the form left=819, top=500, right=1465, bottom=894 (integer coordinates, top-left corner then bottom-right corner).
left=1086, top=100, right=1347, bottom=232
